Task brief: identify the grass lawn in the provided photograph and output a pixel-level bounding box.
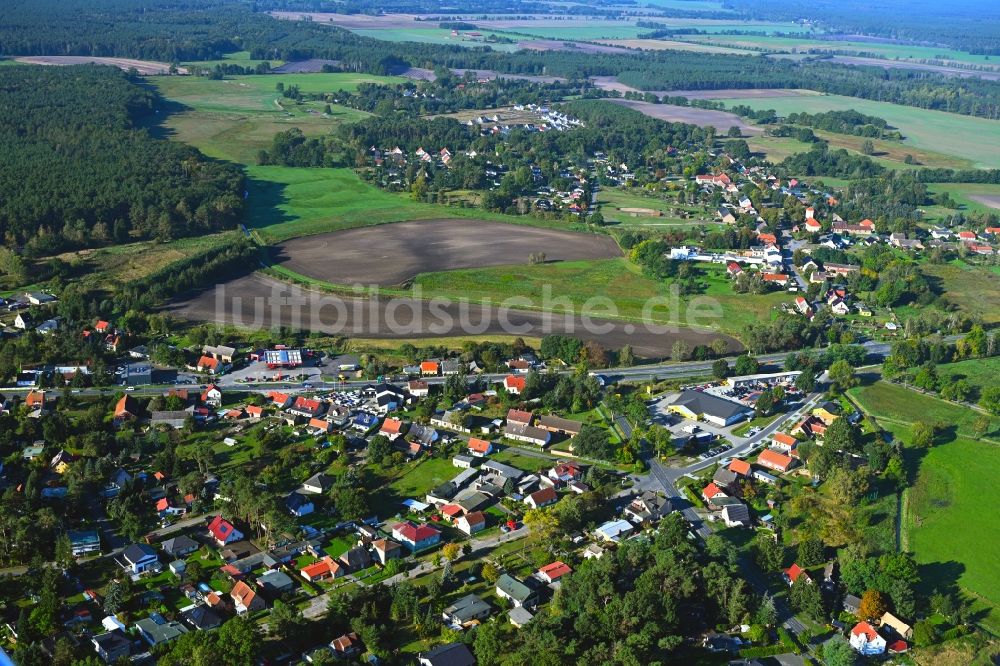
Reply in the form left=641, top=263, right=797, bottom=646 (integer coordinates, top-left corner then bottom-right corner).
left=932, top=357, right=1000, bottom=400
left=413, top=257, right=790, bottom=337
left=598, top=188, right=713, bottom=226
left=182, top=50, right=285, bottom=69
left=848, top=380, right=997, bottom=441
left=491, top=449, right=555, bottom=473
left=367, top=456, right=458, bottom=518
left=918, top=260, right=1000, bottom=325
left=322, top=536, right=355, bottom=559
left=849, top=380, right=1000, bottom=632
left=709, top=91, right=1000, bottom=169
left=148, top=75, right=384, bottom=164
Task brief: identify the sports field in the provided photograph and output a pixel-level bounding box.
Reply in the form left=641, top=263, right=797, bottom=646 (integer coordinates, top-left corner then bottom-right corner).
left=710, top=92, right=1000, bottom=169
left=149, top=74, right=387, bottom=163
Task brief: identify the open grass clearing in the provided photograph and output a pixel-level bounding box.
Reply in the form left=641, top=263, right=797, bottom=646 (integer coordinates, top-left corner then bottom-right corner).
left=148, top=74, right=381, bottom=164
left=598, top=188, right=714, bottom=225
left=918, top=260, right=1000, bottom=325
left=848, top=380, right=997, bottom=442
left=710, top=91, right=1000, bottom=169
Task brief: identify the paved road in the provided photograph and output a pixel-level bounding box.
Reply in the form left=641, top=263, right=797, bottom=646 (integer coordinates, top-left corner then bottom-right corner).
left=298, top=525, right=533, bottom=620
left=0, top=339, right=902, bottom=398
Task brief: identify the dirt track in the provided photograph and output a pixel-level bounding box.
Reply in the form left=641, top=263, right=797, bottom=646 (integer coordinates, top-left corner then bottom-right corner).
left=273, top=219, right=622, bottom=286
left=605, top=99, right=761, bottom=134
left=165, top=274, right=741, bottom=358
left=13, top=55, right=185, bottom=75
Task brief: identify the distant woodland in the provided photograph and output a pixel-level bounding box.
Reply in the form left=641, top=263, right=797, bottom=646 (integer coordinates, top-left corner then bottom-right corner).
left=0, top=66, right=244, bottom=255
left=7, top=0, right=1000, bottom=120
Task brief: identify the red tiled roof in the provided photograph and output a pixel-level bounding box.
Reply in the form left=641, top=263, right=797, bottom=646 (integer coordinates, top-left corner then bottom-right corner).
left=246, top=405, right=264, bottom=417
left=528, top=487, right=557, bottom=505
left=504, top=375, right=526, bottom=392
left=468, top=438, right=492, bottom=453
left=762, top=273, right=788, bottom=282
left=208, top=515, right=237, bottom=542
left=420, top=361, right=439, bottom=372
left=784, top=563, right=806, bottom=583
left=393, top=522, right=440, bottom=542
left=772, top=432, right=796, bottom=447
left=441, top=504, right=463, bottom=518
left=851, top=621, right=880, bottom=641
left=758, top=449, right=794, bottom=471
left=292, top=396, right=321, bottom=412
left=507, top=408, right=533, bottom=424
left=729, top=459, right=751, bottom=476
left=539, top=561, right=572, bottom=581
left=702, top=482, right=725, bottom=499
left=197, top=355, right=219, bottom=369
left=462, top=511, right=486, bottom=526
left=381, top=418, right=404, bottom=434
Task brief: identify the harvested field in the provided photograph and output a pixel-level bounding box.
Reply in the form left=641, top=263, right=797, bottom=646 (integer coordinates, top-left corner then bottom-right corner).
left=273, top=218, right=622, bottom=286
left=595, top=39, right=748, bottom=54
left=968, top=194, right=1000, bottom=210
left=165, top=273, right=740, bottom=359
left=14, top=55, right=185, bottom=75
left=269, top=11, right=418, bottom=29
left=827, top=56, right=1000, bottom=81
left=519, top=39, right=631, bottom=54
left=272, top=59, right=342, bottom=73
left=605, top=99, right=762, bottom=134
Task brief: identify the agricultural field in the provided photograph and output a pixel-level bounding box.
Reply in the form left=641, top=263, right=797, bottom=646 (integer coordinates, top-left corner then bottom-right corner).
left=709, top=91, right=1000, bottom=169
left=605, top=99, right=760, bottom=134
left=181, top=50, right=284, bottom=70
left=682, top=34, right=1000, bottom=66
left=273, top=218, right=621, bottom=286
left=412, top=257, right=789, bottom=338
left=595, top=39, right=749, bottom=54
left=353, top=28, right=520, bottom=51
left=923, top=182, right=1000, bottom=216
left=148, top=74, right=384, bottom=163
left=244, top=167, right=578, bottom=245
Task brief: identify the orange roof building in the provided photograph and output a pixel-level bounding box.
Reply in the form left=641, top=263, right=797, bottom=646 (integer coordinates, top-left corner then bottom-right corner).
left=757, top=449, right=794, bottom=472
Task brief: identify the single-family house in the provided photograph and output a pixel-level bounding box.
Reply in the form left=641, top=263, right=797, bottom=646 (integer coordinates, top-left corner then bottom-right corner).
left=160, top=535, right=198, bottom=559
left=380, top=417, right=406, bottom=440
left=783, top=563, right=811, bottom=586
left=729, top=459, right=752, bottom=477
left=524, top=486, right=557, bottom=509
left=456, top=511, right=486, bottom=536
left=757, top=449, right=795, bottom=473
left=373, top=538, right=403, bottom=565
left=771, top=432, right=797, bottom=453
left=114, top=395, right=140, bottom=420
left=624, top=491, right=673, bottom=524
left=121, top=543, right=159, bottom=575
left=302, top=472, right=333, bottom=495
left=443, top=594, right=492, bottom=627
left=207, top=516, right=243, bottom=546
left=721, top=502, right=750, bottom=527
left=504, top=375, right=526, bottom=395
left=392, top=521, right=441, bottom=552
left=594, top=519, right=634, bottom=542
left=504, top=422, right=551, bottom=446
left=537, top=561, right=572, bottom=584
left=92, top=630, right=131, bottom=664
left=135, top=615, right=188, bottom=648
left=850, top=621, right=887, bottom=655
left=420, top=361, right=440, bottom=376
left=467, top=437, right=493, bottom=457
left=300, top=556, right=344, bottom=583
left=496, top=574, right=536, bottom=608
left=408, top=379, right=430, bottom=397
left=231, top=580, right=266, bottom=614
left=702, top=482, right=729, bottom=508
left=506, top=408, right=533, bottom=426
left=418, top=643, right=476, bottom=666
left=288, top=396, right=324, bottom=419
left=285, top=491, right=315, bottom=517
left=196, top=356, right=219, bottom=374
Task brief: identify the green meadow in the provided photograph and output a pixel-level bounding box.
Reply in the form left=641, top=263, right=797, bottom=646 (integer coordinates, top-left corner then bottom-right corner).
left=412, top=258, right=791, bottom=336
left=850, top=380, right=1000, bottom=632
left=353, top=28, right=520, bottom=51
left=148, top=73, right=390, bottom=163
left=711, top=92, right=1000, bottom=169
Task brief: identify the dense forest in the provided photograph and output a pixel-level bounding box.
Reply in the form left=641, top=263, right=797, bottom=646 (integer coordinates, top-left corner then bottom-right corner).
left=0, top=65, right=243, bottom=255
left=739, top=0, right=1000, bottom=55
